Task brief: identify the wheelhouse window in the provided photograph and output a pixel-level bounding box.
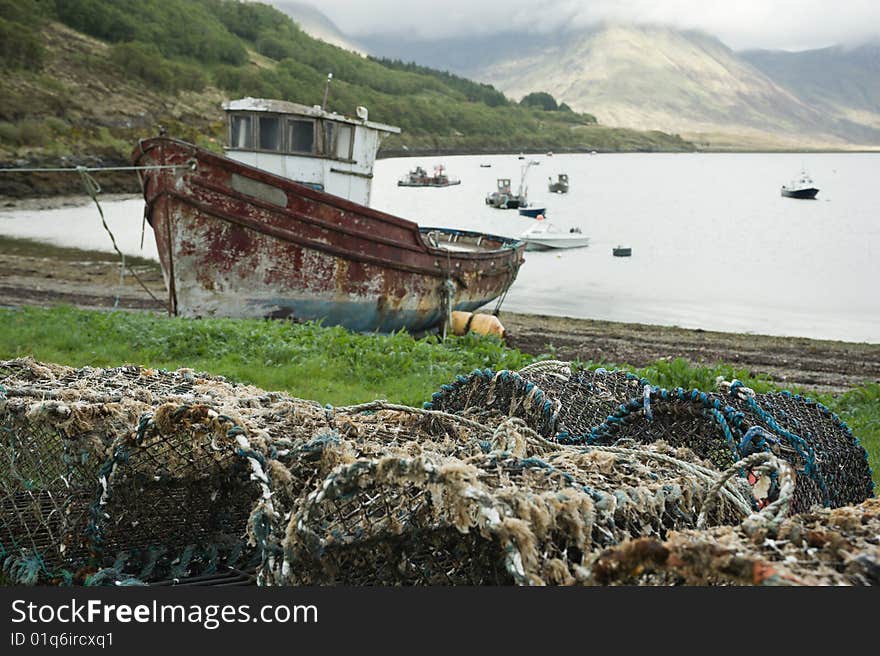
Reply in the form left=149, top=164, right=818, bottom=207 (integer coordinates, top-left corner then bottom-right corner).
left=324, top=121, right=353, bottom=160
left=230, top=114, right=254, bottom=149
left=258, top=115, right=283, bottom=151
left=288, top=118, right=316, bottom=154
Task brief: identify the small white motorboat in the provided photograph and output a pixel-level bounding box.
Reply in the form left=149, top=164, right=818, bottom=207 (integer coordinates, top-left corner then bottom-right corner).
left=781, top=168, right=819, bottom=199
left=520, top=221, right=590, bottom=251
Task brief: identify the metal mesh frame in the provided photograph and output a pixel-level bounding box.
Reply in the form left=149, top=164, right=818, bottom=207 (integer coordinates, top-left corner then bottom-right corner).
left=87, top=404, right=262, bottom=582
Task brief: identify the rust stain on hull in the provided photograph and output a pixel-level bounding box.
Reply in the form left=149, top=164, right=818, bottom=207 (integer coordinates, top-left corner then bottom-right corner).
left=133, top=137, right=525, bottom=333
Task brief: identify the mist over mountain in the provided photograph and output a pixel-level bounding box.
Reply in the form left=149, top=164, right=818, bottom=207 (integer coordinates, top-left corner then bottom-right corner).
left=270, top=1, right=367, bottom=54
left=742, top=42, right=880, bottom=131
left=357, top=22, right=880, bottom=148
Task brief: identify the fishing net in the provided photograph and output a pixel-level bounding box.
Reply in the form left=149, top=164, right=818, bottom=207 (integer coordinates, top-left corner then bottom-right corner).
left=585, top=497, right=880, bottom=586
left=0, top=357, right=874, bottom=587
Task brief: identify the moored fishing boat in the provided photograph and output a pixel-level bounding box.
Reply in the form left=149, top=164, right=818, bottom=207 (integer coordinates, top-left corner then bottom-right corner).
left=133, top=97, right=524, bottom=333
left=485, top=160, right=539, bottom=210
left=397, top=164, right=461, bottom=187
left=781, top=169, right=819, bottom=199
left=548, top=173, right=569, bottom=194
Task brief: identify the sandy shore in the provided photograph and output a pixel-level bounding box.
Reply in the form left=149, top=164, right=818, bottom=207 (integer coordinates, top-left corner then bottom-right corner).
left=0, top=235, right=877, bottom=394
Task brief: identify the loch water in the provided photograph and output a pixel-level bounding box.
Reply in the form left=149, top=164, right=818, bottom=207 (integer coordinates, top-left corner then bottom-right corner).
left=1, top=152, right=878, bottom=343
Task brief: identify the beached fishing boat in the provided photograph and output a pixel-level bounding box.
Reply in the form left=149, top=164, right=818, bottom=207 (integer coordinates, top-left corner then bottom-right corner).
left=133, top=97, right=524, bottom=333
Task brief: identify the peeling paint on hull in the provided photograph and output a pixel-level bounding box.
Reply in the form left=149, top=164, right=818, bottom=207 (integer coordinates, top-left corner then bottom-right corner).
left=133, top=138, right=525, bottom=333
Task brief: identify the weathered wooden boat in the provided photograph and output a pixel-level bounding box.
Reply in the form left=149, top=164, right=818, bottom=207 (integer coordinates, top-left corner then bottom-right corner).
left=133, top=97, right=525, bottom=333
left=397, top=164, right=461, bottom=187
left=781, top=169, right=819, bottom=199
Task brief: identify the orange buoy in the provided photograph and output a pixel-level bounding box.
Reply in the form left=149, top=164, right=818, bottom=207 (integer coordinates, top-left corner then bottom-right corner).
left=450, top=311, right=506, bottom=339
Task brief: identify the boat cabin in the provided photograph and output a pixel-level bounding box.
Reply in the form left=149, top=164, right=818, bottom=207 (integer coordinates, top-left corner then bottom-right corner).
left=222, top=97, right=400, bottom=206
left=496, top=178, right=512, bottom=194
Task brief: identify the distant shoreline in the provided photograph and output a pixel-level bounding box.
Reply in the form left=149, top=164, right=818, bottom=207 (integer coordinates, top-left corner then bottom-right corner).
left=379, top=147, right=880, bottom=158
left=2, top=148, right=879, bottom=201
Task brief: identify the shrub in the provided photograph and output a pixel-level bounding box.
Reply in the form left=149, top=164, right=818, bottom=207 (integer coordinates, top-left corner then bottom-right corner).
left=0, top=17, right=45, bottom=70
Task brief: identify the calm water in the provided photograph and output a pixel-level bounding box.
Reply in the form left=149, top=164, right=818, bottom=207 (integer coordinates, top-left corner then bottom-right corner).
left=2, top=152, right=878, bottom=342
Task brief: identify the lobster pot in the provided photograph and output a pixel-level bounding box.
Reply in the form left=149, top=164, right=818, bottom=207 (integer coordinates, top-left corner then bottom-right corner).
left=275, top=443, right=750, bottom=587
left=425, top=369, right=564, bottom=438
left=0, top=389, right=148, bottom=584
left=425, top=364, right=874, bottom=515
left=586, top=498, right=880, bottom=586
left=723, top=390, right=874, bottom=511
left=425, top=367, right=651, bottom=441
left=585, top=386, right=874, bottom=514
left=86, top=403, right=265, bottom=584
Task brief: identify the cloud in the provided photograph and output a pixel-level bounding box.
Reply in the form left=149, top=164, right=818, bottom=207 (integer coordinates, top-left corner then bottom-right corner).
left=275, top=0, right=880, bottom=50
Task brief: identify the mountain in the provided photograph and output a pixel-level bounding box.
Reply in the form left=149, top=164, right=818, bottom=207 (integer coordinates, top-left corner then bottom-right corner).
left=270, top=1, right=366, bottom=54
left=363, top=24, right=880, bottom=149
left=742, top=43, right=880, bottom=132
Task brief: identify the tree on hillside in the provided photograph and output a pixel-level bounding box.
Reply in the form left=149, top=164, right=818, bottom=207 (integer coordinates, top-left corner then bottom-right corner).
left=520, top=91, right=559, bottom=111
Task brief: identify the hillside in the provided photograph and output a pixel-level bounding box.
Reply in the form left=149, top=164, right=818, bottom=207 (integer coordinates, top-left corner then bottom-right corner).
left=742, top=43, right=880, bottom=133
left=0, top=1, right=694, bottom=197
left=364, top=24, right=880, bottom=150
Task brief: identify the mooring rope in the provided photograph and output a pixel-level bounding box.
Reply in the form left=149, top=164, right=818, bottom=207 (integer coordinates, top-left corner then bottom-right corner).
left=0, top=164, right=190, bottom=173
left=75, top=167, right=161, bottom=304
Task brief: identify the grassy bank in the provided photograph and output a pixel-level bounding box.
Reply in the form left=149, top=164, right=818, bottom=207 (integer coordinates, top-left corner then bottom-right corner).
left=1, top=305, right=877, bottom=480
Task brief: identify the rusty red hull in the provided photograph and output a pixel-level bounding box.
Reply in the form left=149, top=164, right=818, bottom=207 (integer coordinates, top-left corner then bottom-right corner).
left=133, top=138, right=525, bottom=332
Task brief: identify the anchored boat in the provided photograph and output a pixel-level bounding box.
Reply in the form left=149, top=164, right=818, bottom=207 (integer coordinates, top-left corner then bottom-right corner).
left=548, top=173, right=569, bottom=194
left=518, top=207, right=547, bottom=219
left=781, top=169, right=819, bottom=199
left=397, top=164, right=460, bottom=187
left=520, top=222, right=589, bottom=251
left=133, top=97, right=524, bottom=333
left=485, top=159, right=539, bottom=210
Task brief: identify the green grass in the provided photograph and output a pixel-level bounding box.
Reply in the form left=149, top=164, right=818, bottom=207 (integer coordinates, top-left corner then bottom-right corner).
left=0, top=306, right=533, bottom=405
left=0, top=305, right=876, bottom=480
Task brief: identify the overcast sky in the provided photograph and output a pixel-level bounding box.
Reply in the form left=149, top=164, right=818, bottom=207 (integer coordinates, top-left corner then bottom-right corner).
left=279, top=0, right=880, bottom=51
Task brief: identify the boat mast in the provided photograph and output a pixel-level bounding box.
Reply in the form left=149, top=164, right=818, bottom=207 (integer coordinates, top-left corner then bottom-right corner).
left=321, top=72, right=333, bottom=111
left=518, top=159, right=536, bottom=198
